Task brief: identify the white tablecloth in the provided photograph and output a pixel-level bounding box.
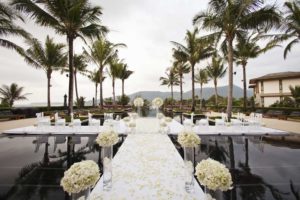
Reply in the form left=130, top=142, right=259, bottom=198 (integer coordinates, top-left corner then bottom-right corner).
left=90, top=134, right=205, bottom=200
left=2, top=117, right=288, bottom=136
left=167, top=120, right=288, bottom=136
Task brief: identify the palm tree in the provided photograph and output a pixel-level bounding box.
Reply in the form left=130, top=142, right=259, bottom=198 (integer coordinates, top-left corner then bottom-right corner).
left=282, top=1, right=300, bottom=59
left=171, top=28, right=214, bottom=111
left=83, top=38, right=125, bottom=108
left=195, top=68, right=210, bottom=110
left=193, top=0, right=281, bottom=118
left=234, top=33, right=277, bottom=111
left=289, top=85, right=300, bottom=107
left=23, top=36, right=66, bottom=110
left=160, top=67, right=180, bottom=108
left=0, top=1, right=29, bottom=52
left=108, top=57, right=123, bottom=106
left=0, top=83, right=30, bottom=107
left=206, top=56, right=227, bottom=106
left=119, top=64, right=133, bottom=97
left=12, top=0, right=108, bottom=114
left=87, top=69, right=105, bottom=107
left=73, top=54, right=88, bottom=103
left=172, top=49, right=190, bottom=109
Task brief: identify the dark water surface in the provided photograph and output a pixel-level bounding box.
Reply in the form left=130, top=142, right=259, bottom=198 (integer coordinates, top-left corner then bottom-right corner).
left=0, top=133, right=299, bottom=200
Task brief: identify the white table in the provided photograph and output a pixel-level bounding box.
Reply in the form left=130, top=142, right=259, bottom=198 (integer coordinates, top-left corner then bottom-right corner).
left=1, top=121, right=129, bottom=136
left=90, top=134, right=205, bottom=200
left=2, top=118, right=288, bottom=137
left=167, top=120, right=288, bottom=136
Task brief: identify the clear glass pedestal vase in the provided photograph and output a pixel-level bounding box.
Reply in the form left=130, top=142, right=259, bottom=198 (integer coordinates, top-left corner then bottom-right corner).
left=137, top=106, right=142, bottom=117
left=102, top=146, right=113, bottom=191
left=204, top=187, right=223, bottom=200
left=183, top=147, right=194, bottom=193
left=71, top=187, right=90, bottom=200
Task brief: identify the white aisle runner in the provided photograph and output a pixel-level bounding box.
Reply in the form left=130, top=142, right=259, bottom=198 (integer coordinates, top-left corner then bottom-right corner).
left=90, top=118, right=205, bottom=200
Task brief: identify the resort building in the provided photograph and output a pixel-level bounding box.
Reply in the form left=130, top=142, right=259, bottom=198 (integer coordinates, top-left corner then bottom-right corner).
left=249, top=71, right=300, bottom=107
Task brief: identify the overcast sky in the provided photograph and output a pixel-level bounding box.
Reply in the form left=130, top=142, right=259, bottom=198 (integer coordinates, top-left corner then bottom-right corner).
left=1, top=0, right=300, bottom=105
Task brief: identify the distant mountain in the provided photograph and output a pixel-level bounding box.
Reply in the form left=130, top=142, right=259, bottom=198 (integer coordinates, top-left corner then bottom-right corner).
left=127, top=85, right=252, bottom=101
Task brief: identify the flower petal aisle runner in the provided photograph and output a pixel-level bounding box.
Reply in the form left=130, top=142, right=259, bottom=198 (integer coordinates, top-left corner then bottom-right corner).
left=90, top=121, right=205, bottom=199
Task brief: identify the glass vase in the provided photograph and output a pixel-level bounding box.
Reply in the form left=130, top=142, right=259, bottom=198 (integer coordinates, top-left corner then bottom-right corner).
left=204, top=187, right=223, bottom=200
left=102, top=146, right=113, bottom=191
left=137, top=106, right=142, bottom=117
left=71, top=187, right=90, bottom=200
left=183, top=147, right=194, bottom=193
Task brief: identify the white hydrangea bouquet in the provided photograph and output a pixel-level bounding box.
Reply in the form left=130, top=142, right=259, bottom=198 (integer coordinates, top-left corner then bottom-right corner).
left=133, top=97, right=144, bottom=107
left=195, top=158, right=233, bottom=191
left=96, top=130, right=119, bottom=147
left=178, top=130, right=201, bottom=148
left=152, top=97, right=164, bottom=108
left=60, top=160, right=100, bottom=195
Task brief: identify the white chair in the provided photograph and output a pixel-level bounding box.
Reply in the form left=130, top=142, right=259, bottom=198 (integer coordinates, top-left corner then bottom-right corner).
left=36, top=112, right=51, bottom=127
left=71, top=113, right=81, bottom=127
left=215, top=119, right=225, bottom=127
left=55, top=113, right=65, bottom=126
left=198, top=119, right=209, bottom=126
left=88, top=113, right=100, bottom=126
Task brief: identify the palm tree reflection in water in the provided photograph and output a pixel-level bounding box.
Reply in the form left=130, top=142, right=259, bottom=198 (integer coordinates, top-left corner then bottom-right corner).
left=184, top=136, right=297, bottom=200
left=0, top=136, right=103, bottom=200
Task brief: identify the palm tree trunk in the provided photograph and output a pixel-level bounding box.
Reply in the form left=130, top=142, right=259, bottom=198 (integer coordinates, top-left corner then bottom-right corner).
left=47, top=73, right=51, bottom=111
left=171, top=84, right=174, bottom=109
left=191, top=63, right=195, bottom=111
left=74, top=70, right=79, bottom=103
left=214, top=79, right=218, bottom=106
left=180, top=74, right=183, bottom=109
left=200, top=83, right=203, bottom=110
left=242, top=64, right=247, bottom=112
left=67, top=36, right=74, bottom=115
left=112, top=78, right=116, bottom=107
left=99, top=68, right=103, bottom=109
left=95, top=83, right=98, bottom=107
left=226, top=38, right=234, bottom=119
left=100, top=81, right=103, bottom=108
left=122, top=79, right=125, bottom=97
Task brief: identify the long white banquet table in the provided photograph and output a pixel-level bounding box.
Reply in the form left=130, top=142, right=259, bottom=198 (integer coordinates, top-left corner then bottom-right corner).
left=168, top=120, right=289, bottom=136
left=90, top=134, right=205, bottom=200
left=2, top=118, right=289, bottom=136
left=1, top=122, right=128, bottom=136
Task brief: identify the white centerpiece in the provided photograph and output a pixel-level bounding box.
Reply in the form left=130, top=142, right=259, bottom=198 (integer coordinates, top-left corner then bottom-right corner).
left=178, top=131, right=201, bottom=148
left=195, top=158, right=233, bottom=192
left=152, top=97, right=164, bottom=108
left=61, top=160, right=100, bottom=199
left=96, top=130, right=119, bottom=191
left=96, top=130, right=119, bottom=147
left=177, top=130, right=201, bottom=193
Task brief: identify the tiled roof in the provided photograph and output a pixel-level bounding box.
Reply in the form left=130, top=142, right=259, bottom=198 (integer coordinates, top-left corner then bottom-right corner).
left=249, top=71, right=300, bottom=84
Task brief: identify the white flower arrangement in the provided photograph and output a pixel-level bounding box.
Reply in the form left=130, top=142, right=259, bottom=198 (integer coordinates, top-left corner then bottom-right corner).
left=128, top=122, right=136, bottom=128
left=195, top=158, right=233, bottom=191
left=152, top=97, right=164, bottom=108
left=178, top=130, right=201, bottom=148
left=60, top=160, right=100, bottom=194
left=160, top=122, right=167, bottom=127
left=157, top=113, right=164, bottom=119
left=96, top=130, right=119, bottom=147
left=123, top=117, right=130, bottom=122
left=165, top=117, right=172, bottom=123
left=133, top=97, right=144, bottom=107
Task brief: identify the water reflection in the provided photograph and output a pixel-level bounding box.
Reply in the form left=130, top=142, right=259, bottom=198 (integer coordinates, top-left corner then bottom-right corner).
left=0, top=134, right=299, bottom=200
left=0, top=135, right=122, bottom=200
left=174, top=135, right=300, bottom=200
